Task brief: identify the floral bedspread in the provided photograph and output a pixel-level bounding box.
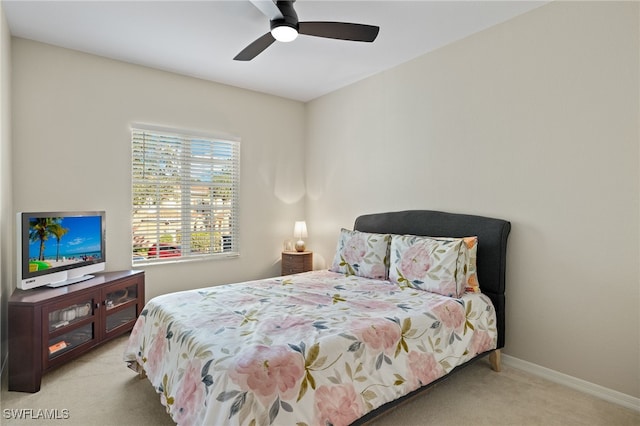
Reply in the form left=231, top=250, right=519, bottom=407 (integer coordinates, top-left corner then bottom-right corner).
left=123, top=270, right=497, bottom=426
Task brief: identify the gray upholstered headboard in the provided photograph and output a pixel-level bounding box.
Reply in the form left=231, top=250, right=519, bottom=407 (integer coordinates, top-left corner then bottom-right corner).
left=354, top=210, right=511, bottom=348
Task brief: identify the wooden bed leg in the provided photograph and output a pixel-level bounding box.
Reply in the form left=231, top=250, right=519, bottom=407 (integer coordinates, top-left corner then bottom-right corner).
left=489, top=349, right=502, bottom=372
left=127, top=361, right=147, bottom=379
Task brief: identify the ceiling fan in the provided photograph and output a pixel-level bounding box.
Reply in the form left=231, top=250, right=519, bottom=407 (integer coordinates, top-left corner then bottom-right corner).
left=234, top=0, right=380, bottom=61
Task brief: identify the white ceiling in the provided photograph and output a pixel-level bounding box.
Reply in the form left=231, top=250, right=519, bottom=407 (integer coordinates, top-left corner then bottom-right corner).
left=3, top=0, right=547, bottom=102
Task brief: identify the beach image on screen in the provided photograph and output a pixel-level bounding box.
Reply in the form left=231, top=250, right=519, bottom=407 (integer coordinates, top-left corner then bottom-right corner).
left=28, top=216, right=102, bottom=272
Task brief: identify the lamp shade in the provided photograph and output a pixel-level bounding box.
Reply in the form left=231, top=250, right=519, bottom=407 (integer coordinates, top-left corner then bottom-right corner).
left=293, top=221, right=308, bottom=239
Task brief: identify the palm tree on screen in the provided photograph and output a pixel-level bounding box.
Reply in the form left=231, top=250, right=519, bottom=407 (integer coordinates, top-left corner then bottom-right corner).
left=50, top=224, right=69, bottom=262
left=29, top=218, right=63, bottom=261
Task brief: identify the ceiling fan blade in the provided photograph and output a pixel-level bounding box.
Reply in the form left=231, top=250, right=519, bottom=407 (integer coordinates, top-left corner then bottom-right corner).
left=234, top=32, right=276, bottom=61
left=298, top=22, right=379, bottom=42
left=249, top=0, right=283, bottom=20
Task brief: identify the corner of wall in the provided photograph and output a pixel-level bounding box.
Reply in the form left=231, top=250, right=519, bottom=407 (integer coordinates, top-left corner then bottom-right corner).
left=0, top=1, right=14, bottom=377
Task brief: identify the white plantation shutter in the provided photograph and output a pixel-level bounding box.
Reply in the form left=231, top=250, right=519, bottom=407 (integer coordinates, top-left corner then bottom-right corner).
left=131, top=126, right=240, bottom=264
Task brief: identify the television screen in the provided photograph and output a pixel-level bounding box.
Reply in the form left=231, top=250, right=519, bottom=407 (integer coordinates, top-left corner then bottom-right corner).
left=18, top=211, right=106, bottom=289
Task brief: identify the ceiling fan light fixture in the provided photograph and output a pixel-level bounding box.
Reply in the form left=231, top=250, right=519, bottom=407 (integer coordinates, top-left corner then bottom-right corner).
left=235, top=0, right=379, bottom=61
left=271, top=24, right=298, bottom=42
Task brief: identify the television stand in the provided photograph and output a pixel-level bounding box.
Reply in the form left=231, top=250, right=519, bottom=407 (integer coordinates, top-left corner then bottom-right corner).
left=8, top=270, right=145, bottom=393
left=46, top=274, right=94, bottom=288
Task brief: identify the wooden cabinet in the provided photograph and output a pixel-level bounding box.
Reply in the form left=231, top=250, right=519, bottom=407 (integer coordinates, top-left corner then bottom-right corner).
left=8, top=270, right=145, bottom=393
left=281, top=251, right=313, bottom=275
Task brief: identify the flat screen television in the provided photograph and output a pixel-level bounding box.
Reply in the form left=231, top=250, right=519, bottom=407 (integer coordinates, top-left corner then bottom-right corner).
left=17, top=211, right=106, bottom=290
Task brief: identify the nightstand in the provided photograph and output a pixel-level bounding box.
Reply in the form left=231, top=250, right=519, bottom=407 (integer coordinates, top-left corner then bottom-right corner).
left=281, top=251, right=313, bottom=275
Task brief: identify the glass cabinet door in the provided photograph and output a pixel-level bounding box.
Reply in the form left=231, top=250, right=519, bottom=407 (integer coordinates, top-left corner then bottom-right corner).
left=104, top=281, right=139, bottom=333
left=44, top=295, right=97, bottom=363
left=48, top=299, right=93, bottom=332
left=48, top=323, right=94, bottom=359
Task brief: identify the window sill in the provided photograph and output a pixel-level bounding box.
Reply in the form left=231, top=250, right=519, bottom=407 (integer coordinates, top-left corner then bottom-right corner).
left=132, top=252, right=239, bottom=267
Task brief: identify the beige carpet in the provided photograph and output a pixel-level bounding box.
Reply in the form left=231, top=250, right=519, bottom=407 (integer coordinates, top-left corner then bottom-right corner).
left=1, top=334, right=638, bottom=426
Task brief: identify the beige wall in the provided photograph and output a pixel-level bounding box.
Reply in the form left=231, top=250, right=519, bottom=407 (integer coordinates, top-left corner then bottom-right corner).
left=306, top=1, right=639, bottom=398
left=11, top=38, right=306, bottom=301
left=0, top=2, right=13, bottom=372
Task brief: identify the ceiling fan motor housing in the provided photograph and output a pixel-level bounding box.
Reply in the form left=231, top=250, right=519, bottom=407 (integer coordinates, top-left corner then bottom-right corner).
left=270, top=1, right=299, bottom=33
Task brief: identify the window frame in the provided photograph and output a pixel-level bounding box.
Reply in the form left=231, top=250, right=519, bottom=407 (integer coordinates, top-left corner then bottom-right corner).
left=131, top=125, right=240, bottom=266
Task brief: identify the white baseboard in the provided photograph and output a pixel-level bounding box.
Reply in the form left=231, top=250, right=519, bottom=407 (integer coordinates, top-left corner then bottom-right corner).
left=502, top=354, right=640, bottom=412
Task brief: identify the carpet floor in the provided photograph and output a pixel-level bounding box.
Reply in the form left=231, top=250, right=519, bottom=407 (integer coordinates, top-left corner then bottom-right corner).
left=1, top=334, right=638, bottom=426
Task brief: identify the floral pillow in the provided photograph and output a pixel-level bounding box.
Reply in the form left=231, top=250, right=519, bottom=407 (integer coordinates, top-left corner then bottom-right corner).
left=389, top=235, right=465, bottom=297
left=329, top=229, right=391, bottom=280
left=461, top=237, right=480, bottom=293
left=433, top=236, right=480, bottom=293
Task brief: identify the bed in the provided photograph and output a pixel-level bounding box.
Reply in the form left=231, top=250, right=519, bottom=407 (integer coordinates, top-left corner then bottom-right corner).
left=124, top=209, right=511, bottom=426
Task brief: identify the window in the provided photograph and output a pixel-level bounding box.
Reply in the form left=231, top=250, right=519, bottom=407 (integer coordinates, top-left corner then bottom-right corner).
left=131, top=126, right=240, bottom=265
